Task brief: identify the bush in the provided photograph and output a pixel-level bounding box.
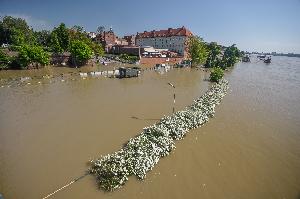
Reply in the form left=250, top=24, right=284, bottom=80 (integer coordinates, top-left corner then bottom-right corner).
left=210, top=67, right=224, bottom=82
left=70, top=40, right=93, bottom=66
left=119, top=54, right=139, bottom=63
left=0, top=49, right=11, bottom=70
left=16, top=45, right=50, bottom=69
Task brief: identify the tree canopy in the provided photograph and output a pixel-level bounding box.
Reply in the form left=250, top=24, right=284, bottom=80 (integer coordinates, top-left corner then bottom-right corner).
left=16, top=45, right=50, bottom=69
left=221, top=44, right=241, bottom=69
left=205, top=42, right=222, bottom=68
left=0, top=16, right=35, bottom=46
left=70, top=40, right=93, bottom=65
left=188, top=36, right=209, bottom=67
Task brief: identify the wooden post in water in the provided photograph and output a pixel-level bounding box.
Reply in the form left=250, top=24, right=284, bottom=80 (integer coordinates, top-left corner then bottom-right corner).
left=168, top=82, right=176, bottom=113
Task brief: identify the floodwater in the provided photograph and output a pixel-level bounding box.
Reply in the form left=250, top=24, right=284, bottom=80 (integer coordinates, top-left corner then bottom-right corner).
left=0, top=56, right=300, bottom=199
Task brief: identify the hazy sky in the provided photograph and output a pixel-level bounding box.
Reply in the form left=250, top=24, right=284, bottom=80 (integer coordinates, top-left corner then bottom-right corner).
left=1, top=0, right=300, bottom=53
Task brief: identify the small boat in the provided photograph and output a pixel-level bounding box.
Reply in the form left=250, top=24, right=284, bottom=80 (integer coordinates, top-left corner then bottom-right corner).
left=264, top=57, right=271, bottom=63
left=242, top=55, right=250, bottom=62
left=257, top=54, right=266, bottom=60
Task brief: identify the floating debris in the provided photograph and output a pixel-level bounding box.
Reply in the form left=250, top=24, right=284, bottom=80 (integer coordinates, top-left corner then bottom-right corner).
left=20, top=77, right=31, bottom=82
left=90, top=79, right=229, bottom=191
left=79, top=73, right=88, bottom=78
left=94, top=72, right=102, bottom=76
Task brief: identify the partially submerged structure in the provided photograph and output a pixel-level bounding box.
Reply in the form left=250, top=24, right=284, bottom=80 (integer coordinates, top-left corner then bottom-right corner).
left=118, top=67, right=140, bottom=78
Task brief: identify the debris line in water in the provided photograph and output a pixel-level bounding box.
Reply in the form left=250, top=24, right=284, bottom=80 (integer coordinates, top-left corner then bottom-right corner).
left=90, top=79, right=229, bottom=191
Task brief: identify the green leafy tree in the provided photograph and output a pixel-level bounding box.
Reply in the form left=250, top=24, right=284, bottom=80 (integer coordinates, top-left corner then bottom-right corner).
left=69, top=28, right=104, bottom=57
left=71, top=25, right=84, bottom=33
left=34, top=30, right=51, bottom=47
left=90, top=42, right=104, bottom=57
left=10, top=28, right=25, bottom=46
left=50, top=32, right=63, bottom=53
left=52, top=23, right=70, bottom=52
left=221, top=44, right=241, bottom=69
left=210, top=67, right=224, bottom=82
left=0, top=16, right=35, bottom=46
left=16, top=45, right=50, bottom=69
left=0, top=49, right=11, bottom=69
left=188, top=36, right=208, bottom=67
left=205, top=42, right=222, bottom=68
left=70, top=40, right=93, bottom=66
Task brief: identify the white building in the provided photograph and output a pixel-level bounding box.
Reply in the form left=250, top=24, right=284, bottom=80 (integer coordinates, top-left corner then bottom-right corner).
left=136, top=26, right=193, bottom=56
left=87, top=32, right=97, bottom=39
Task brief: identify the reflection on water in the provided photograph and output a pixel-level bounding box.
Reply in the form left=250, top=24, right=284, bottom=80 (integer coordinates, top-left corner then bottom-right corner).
left=0, top=57, right=300, bottom=199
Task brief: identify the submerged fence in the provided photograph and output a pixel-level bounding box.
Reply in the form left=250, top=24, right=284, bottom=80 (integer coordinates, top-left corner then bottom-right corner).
left=90, top=79, right=229, bottom=191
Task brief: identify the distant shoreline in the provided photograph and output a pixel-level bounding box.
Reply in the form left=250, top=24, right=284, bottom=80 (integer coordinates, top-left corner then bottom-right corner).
left=250, top=53, right=300, bottom=58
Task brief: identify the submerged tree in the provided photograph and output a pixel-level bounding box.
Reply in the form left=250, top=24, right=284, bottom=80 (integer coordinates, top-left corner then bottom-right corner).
left=221, top=44, right=241, bottom=69
left=205, top=42, right=222, bottom=68
left=188, top=36, right=208, bottom=67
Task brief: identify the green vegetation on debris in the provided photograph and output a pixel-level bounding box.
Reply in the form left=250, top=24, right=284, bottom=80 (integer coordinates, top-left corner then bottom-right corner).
left=210, top=67, right=224, bottom=82
left=119, top=54, right=139, bottom=63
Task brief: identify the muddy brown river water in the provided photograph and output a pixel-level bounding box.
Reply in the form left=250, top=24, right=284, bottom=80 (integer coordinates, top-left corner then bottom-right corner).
left=0, top=56, right=300, bottom=199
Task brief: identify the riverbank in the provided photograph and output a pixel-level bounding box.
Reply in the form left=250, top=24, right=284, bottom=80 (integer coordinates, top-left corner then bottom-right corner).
left=0, top=62, right=199, bottom=88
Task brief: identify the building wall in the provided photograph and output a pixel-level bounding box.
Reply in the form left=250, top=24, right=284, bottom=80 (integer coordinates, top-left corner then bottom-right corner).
left=111, top=46, right=141, bottom=56
left=136, top=36, right=187, bottom=55
left=124, top=35, right=136, bottom=46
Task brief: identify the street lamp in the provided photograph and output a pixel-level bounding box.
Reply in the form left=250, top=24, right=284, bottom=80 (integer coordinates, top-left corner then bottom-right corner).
left=167, top=82, right=176, bottom=113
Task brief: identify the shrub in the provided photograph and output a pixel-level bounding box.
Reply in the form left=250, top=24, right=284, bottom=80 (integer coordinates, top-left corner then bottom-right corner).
left=16, top=45, right=50, bottom=69
left=70, top=40, right=93, bottom=66
left=0, top=49, right=11, bottom=70
left=119, top=54, right=139, bottom=63
left=210, top=67, right=224, bottom=82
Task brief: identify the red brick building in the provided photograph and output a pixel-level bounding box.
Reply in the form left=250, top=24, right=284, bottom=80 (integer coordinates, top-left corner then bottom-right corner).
left=123, top=35, right=136, bottom=46
left=95, top=28, right=117, bottom=52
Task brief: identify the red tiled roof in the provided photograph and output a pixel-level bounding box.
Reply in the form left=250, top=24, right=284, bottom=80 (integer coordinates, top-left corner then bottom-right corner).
left=136, top=26, right=193, bottom=38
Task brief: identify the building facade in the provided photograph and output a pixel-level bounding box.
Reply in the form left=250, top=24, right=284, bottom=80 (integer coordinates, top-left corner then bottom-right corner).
left=124, top=35, right=136, bottom=46
left=135, top=26, right=193, bottom=56
left=95, top=28, right=117, bottom=52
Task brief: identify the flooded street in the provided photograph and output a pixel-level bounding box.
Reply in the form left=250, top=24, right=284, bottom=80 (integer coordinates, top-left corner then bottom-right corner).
left=0, top=56, right=300, bottom=199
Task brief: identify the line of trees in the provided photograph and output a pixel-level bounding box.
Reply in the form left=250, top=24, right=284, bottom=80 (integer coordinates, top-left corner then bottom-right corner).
left=188, top=36, right=243, bottom=82
left=0, top=16, right=104, bottom=70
